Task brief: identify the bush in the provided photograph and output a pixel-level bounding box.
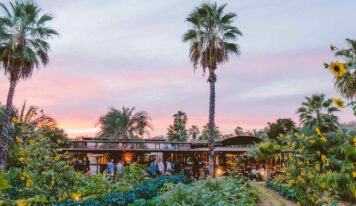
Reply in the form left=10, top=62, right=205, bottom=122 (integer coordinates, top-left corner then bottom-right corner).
left=158, top=176, right=258, bottom=206
left=54, top=174, right=187, bottom=206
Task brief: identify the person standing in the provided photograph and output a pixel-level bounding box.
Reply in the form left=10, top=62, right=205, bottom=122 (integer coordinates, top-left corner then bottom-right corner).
left=173, top=159, right=182, bottom=174
left=166, top=159, right=172, bottom=175
left=192, top=154, right=200, bottom=180
left=158, top=158, right=165, bottom=175
left=148, top=157, right=158, bottom=177
left=116, top=161, right=124, bottom=176
left=106, top=159, right=115, bottom=177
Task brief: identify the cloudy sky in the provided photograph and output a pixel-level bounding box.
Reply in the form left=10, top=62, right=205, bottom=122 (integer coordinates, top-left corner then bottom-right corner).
left=0, top=0, right=355, bottom=137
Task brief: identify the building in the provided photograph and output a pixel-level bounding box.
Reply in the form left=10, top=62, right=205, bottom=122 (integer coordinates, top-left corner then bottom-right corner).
left=63, top=136, right=261, bottom=174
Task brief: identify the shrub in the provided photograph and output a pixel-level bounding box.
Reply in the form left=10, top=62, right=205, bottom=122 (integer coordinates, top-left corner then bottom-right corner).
left=158, top=176, right=258, bottom=206
left=54, top=174, right=187, bottom=206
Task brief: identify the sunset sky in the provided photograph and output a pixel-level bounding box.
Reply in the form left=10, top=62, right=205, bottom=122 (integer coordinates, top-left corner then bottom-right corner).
left=0, top=0, right=355, bottom=138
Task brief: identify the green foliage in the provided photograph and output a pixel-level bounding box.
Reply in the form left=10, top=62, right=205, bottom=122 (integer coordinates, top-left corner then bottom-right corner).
left=158, top=176, right=257, bottom=206
left=0, top=172, right=11, bottom=191
left=296, top=93, right=340, bottom=131
left=5, top=132, right=81, bottom=202
left=199, top=123, right=221, bottom=140
left=167, top=111, right=188, bottom=142
left=54, top=174, right=187, bottom=206
left=98, top=107, right=153, bottom=139
left=267, top=118, right=296, bottom=140
left=188, top=125, right=200, bottom=140
left=266, top=180, right=297, bottom=201
left=0, top=1, right=59, bottom=79
left=267, top=129, right=355, bottom=205
left=112, top=162, right=147, bottom=191
left=182, top=2, right=242, bottom=75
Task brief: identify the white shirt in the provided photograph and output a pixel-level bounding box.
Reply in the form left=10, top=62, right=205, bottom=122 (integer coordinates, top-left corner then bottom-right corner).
left=166, top=162, right=172, bottom=170
left=158, top=161, right=165, bottom=172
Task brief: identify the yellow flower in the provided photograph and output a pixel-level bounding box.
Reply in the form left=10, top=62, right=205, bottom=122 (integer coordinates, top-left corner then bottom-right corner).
left=54, top=155, right=61, bottom=161
left=26, top=179, right=33, bottom=187
left=38, top=134, right=44, bottom=139
left=308, top=171, right=314, bottom=178
left=29, top=139, right=35, bottom=145
left=22, top=172, right=29, bottom=178
left=298, top=159, right=303, bottom=165
left=321, top=154, right=327, bottom=163
left=326, top=197, right=331, bottom=203
left=298, top=177, right=305, bottom=184
left=316, top=128, right=322, bottom=136
left=353, top=171, right=356, bottom=178
left=16, top=136, right=22, bottom=143
left=11, top=117, right=18, bottom=123
left=71, top=193, right=80, bottom=201
left=332, top=98, right=345, bottom=109
left=316, top=151, right=321, bottom=156
left=320, top=136, right=327, bottom=143
left=294, top=132, right=301, bottom=138
left=309, top=139, right=315, bottom=144
left=353, top=136, right=356, bottom=147
left=57, top=139, right=62, bottom=144
left=321, top=183, right=326, bottom=188
left=20, top=176, right=25, bottom=180
left=329, top=61, right=347, bottom=77
left=18, top=157, right=24, bottom=162
left=315, top=164, right=320, bottom=171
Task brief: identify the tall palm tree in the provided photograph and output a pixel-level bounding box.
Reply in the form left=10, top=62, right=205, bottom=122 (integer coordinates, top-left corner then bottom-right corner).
left=188, top=125, right=200, bottom=140
left=296, top=94, right=340, bottom=131
left=183, top=2, right=242, bottom=176
left=0, top=1, right=58, bottom=170
left=98, top=107, right=153, bottom=140
left=332, top=39, right=356, bottom=100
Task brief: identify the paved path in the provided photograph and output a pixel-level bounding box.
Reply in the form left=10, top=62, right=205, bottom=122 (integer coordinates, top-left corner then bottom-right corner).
left=250, top=182, right=296, bottom=206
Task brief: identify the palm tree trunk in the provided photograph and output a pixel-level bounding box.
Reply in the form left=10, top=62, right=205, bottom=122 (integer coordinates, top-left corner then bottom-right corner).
left=208, top=72, right=216, bottom=178
left=0, top=78, right=17, bottom=171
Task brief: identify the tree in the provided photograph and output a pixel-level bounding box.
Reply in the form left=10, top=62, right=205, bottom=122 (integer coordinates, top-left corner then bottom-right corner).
left=199, top=123, right=221, bottom=140
left=188, top=125, right=200, bottom=140
left=267, top=118, right=296, bottom=140
left=98, top=107, right=153, bottom=140
left=167, top=111, right=188, bottom=142
left=0, top=1, right=59, bottom=170
left=183, top=2, right=242, bottom=176
left=296, top=94, right=339, bottom=132
left=245, top=128, right=269, bottom=140
left=17, top=101, right=57, bottom=128
left=234, top=126, right=244, bottom=136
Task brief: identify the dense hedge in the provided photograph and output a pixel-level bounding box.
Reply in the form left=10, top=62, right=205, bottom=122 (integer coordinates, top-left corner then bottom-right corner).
left=53, top=174, right=187, bottom=206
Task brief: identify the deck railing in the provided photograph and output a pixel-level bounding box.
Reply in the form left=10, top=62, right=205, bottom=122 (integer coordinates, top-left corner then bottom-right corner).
left=69, top=140, right=192, bottom=150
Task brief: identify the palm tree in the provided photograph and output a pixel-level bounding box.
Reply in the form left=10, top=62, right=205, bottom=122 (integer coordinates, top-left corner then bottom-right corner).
left=17, top=101, right=57, bottom=128
left=296, top=94, right=340, bottom=131
left=0, top=1, right=58, bottom=170
left=183, top=2, right=242, bottom=176
left=98, top=107, right=152, bottom=140
left=188, top=125, right=200, bottom=140
left=234, top=126, right=244, bottom=136
left=167, top=111, right=188, bottom=142
left=199, top=123, right=221, bottom=140
left=331, top=39, right=356, bottom=100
